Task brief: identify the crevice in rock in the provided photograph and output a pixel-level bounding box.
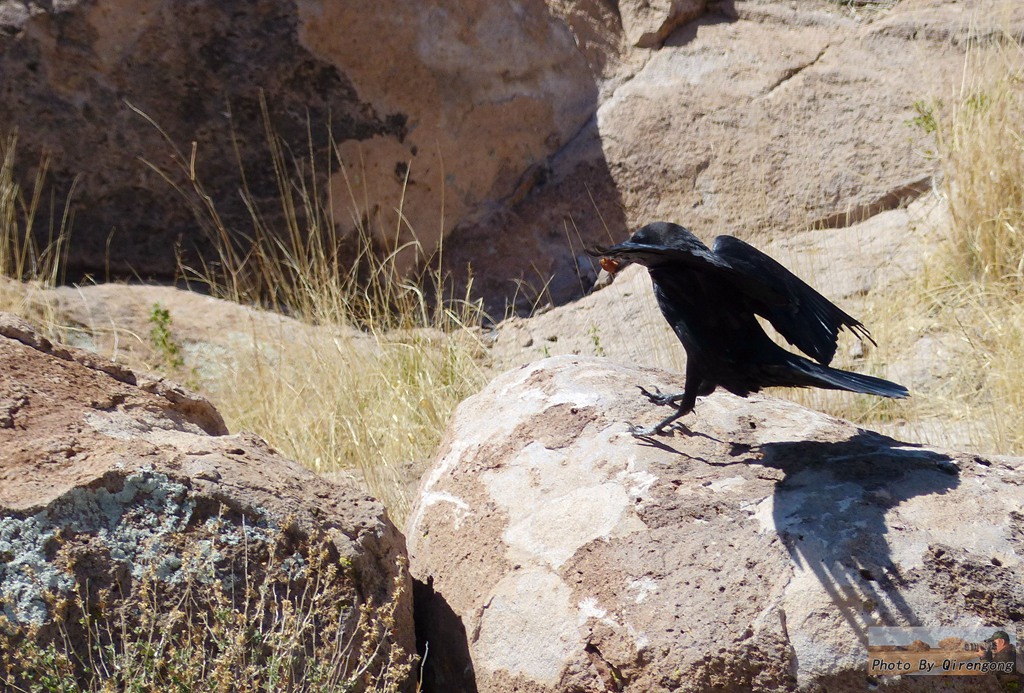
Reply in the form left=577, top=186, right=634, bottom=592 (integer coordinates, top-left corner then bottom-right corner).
left=585, top=641, right=628, bottom=692
left=762, top=45, right=828, bottom=97
left=808, top=175, right=933, bottom=230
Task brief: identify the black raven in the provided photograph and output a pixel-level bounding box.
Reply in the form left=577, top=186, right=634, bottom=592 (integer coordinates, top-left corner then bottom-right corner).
left=588, top=222, right=908, bottom=436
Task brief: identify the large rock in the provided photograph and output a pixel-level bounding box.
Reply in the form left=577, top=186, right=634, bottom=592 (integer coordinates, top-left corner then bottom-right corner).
left=0, top=0, right=598, bottom=279
left=9, top=0, right=1015, bottom=313
left=407, top=355, right=1023, bottom=691
left=0, top=314, right=415, bottom=689
left=445, top=0, right=1024, bottom=312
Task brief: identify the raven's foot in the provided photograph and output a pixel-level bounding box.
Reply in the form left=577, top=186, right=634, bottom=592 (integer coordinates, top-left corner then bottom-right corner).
left=628, top=422, right=665, bottom=437
left=626, top=419, right=692, bottom=436
left=637, top=385, right=687, bottom=407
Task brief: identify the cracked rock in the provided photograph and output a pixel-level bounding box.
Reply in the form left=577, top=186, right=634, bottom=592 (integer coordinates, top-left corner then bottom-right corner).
left=408, top=355, right=1023, bottom=692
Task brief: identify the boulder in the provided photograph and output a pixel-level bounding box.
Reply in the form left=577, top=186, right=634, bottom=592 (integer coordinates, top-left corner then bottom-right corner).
left=0, top=0, right=598, bottom=279
left=445, top=0, right=1024, bottom=313
left=407, top=355, right=1023, bottom=691
left=0, top=314, right=415, bottom=690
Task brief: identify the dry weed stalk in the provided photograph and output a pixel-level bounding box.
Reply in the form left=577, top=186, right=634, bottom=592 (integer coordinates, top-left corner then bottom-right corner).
left=0, top=514, right=414, bottom=692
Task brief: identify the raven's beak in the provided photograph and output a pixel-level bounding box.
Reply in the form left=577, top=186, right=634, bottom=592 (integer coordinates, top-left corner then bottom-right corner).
left=586, top=240, right=641, bottom=275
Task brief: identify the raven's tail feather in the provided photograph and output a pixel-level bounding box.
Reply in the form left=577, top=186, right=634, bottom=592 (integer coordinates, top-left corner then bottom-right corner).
left=792, top=359, right=909, bottom=399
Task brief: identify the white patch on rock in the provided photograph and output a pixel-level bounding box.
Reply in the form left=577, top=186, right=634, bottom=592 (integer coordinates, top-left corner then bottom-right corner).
left=483, top=441, right=646, bottom=568
left=474, top=568, right=579, bottom=685
left=616, top=454, right=659, bottom=501
left=627, top=576, right=658, bottom=604
left=415, top=491, right=470, bottom=530
left=708, top=476, right=746, bottom=493
left=85, top=409, right=151, bottom=441
left=577, top=596, right=607, bottom=622
left=751, top=495, right=776, bottom=534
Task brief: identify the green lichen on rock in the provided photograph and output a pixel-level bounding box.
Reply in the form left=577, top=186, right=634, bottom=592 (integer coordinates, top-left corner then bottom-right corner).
left=0, top=469, right=276, bottom=625
left=0, top=467, right=413, bottom=692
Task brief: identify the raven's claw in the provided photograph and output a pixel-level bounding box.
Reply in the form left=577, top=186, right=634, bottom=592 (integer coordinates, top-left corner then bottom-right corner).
left=637, top=385, right=686, bottom=407
left=627, top=422, right=660, bottom=438
left=628, top=420, right=692, bottom=438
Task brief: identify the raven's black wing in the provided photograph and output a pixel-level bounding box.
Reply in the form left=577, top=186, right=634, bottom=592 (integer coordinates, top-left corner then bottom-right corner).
left=711, top=235, right=875, bottom=365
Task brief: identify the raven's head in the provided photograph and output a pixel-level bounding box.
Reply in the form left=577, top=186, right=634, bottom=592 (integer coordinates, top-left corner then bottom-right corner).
left=586, top=222, right=703, bottom=271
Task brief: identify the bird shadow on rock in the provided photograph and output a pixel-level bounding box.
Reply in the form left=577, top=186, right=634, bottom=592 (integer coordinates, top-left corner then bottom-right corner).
left=636, top=424, right=961, bottom=644
left=757, top=429, right=960, bottom=643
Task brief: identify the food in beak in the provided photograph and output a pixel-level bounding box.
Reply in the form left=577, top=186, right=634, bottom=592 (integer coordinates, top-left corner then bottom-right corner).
left=599, top=257, right=622, bottom=275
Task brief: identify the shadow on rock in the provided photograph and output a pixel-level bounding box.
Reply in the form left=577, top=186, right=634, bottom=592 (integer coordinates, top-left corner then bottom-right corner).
left=759, top=429, right=960, bottom=642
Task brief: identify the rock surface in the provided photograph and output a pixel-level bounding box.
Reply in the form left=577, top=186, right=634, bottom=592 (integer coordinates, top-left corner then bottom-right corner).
left=407, top=355, right=1023, bottom=692
left=8, top=0, right=1023, bottom=312
left=47, top=281, right=375, bottom=385
left=619, top=0, right=708, bottom=48
left=0, top=0, right=597, bottom=279
left=0, top=313, right=414, bottom=687
left=445, top=0, right=1024, bottom=312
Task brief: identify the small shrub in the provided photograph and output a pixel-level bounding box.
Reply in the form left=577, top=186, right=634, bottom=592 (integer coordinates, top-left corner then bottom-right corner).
left=0, top=514, right=414, bottom=692
left=148, top=302, right=185, bottom=372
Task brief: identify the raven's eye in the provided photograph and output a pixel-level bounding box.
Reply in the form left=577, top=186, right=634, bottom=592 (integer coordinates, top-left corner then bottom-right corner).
left=600, top=257, right=622, bottom=274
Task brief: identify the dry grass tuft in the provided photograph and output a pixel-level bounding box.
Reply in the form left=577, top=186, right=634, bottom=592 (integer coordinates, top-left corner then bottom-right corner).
left=773, top=26, right=1024, bottom=455
left=0, top=133, right=75, bottom=334
left=793, top=28, right=1024, bottom=454
left=908, top=31, right=1024, bottom=453
left=934, top=39, right=1024, bottom=285
left=133, top=99, right=487, bottom=522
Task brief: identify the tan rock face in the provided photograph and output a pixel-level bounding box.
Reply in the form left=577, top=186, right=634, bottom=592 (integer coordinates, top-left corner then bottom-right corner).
left=0, top=314, right=414, bottom=688
left=407, top=356, right=1023, bottom=691
left=619, top=0, right=708, bottom=47
left=445, top=0, right=1024, bottom=313
left=297, top=0, right=599, bottom=272
left=0, top=0, right=597, bottom=279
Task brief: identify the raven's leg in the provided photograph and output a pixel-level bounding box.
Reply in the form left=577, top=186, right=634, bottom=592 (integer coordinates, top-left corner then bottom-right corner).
left=628, top=395, right=695, bottom=437
left=629, top=362, right=703, bottom=437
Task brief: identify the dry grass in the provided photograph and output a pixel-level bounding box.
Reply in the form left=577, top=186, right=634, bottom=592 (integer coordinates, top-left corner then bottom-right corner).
left=133, top=99, right=487, bottom=522
left=935, top=37, right=1024, bottom=285
left=0, top=133, right=74, bottom=334
left=755, top=27, right=1024, bottom=456
left=902, top=31, right=1024, bottom=454
left=783, top=29, right=1024, bottom=454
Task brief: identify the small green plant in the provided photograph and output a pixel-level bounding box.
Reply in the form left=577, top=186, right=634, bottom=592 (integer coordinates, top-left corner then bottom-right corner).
left=148, top=302, right=184, bottom=371
left=588, top=323, right=605, bottom=357
left=909, top=99, right=939, bottom=135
